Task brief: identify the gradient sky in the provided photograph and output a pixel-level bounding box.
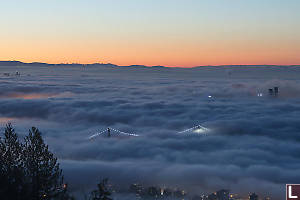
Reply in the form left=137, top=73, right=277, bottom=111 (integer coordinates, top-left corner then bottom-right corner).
left=1, top=0, right=300, bottom=67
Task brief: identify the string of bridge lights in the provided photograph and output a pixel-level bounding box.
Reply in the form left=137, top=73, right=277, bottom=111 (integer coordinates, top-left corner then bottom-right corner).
left=177, top=125, right=210, bottom=134
left=110, top=127, right=140, bottom=137
left=88, top=124, right=210, bottom=140
left=88, top=129, right=109, bottom=140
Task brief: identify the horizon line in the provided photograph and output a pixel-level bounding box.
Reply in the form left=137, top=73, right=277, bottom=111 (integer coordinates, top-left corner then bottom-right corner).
left=1, top=60, right=300, bottom=69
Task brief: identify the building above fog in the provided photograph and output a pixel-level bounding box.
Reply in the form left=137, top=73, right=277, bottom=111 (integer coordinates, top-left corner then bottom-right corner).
left=268, top=87, right=279, bottom=97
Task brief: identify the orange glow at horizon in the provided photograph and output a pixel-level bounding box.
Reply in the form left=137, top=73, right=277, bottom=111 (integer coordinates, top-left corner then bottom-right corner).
left=1, top=28, right=300, bottom=67
left=1, top=38, right=300, bottom=67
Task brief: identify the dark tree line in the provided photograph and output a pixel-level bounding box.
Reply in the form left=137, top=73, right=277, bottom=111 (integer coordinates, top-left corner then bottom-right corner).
left=90, top=178, right=112, bottom=200
left=0, top=124, right=112, bottom=200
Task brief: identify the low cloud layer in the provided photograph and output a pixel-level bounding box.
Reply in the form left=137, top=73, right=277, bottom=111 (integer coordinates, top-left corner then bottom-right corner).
left=1, top=65, right=300, bottom=199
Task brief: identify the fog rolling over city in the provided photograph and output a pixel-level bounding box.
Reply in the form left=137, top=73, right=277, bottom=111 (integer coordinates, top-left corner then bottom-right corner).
left=1, top=64, right=300, bottom=199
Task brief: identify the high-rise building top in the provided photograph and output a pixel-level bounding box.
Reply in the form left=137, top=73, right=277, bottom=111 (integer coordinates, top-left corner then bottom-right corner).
left=274, top=87, right=279, bottom=96
left=268, top=87, right=279, bottom=97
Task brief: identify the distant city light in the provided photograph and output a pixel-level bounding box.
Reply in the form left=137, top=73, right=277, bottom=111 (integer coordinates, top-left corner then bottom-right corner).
left=257, top=93, right=263, bottom=97
left=208, top=95, right=212, bottom=98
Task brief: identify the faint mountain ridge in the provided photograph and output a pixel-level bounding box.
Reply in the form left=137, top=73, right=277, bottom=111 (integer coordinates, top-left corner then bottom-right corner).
left=0, top=61, right=166, bottom=68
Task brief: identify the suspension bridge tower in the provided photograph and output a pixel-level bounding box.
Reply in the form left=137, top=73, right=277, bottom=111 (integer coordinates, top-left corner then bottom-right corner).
left=107, top=128, right=111, bottom=137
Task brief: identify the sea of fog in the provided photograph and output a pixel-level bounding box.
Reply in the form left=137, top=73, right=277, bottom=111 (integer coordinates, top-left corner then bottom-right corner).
left=1, top=65, right=300, bottom=199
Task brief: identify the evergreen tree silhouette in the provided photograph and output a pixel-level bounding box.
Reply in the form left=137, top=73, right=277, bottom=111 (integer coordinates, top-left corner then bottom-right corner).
left=22, top=127, right=64, bottom=200
left=0, top=123, right=25, bottom=199
left=0, top=124, right=73, bottom=200
left=90, top=178, right=113, bottom=200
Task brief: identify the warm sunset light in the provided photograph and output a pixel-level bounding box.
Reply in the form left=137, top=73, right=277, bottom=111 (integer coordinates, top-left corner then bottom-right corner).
left=1, top=0, right=300, bottom=67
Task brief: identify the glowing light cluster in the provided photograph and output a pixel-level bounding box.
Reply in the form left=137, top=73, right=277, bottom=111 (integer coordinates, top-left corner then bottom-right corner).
left=177, top=124, right=210, bottom=135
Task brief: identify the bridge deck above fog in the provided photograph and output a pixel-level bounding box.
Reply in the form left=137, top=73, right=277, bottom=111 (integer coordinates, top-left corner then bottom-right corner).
left=88, top=124, right=210, bottom=140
